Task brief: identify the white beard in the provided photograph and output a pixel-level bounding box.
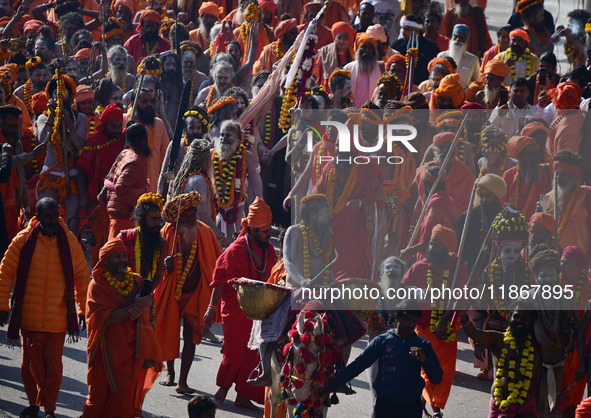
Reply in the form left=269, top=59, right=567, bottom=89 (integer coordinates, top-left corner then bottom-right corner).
left=199, top=20, right=211, bottom=40
left=484, top=84, right=500, bottom=108
left=448, top=40, right=467, bottom=67
left=218, top=142, right=238, bottom=161
left=178, top=223, right=198, bottom=248
left=110, top=64, right=127, bottom=90
left=557, top=177, right=577, bottom=201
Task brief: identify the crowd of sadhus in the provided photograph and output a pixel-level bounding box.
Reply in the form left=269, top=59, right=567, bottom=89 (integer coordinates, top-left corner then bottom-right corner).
left=1, top=0, right=591, bottom=416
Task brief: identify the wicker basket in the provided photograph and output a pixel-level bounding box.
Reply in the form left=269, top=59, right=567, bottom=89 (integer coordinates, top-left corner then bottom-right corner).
left=328, top=278, right=381, bottom=321
left=229, top=277, right=291, bottom=320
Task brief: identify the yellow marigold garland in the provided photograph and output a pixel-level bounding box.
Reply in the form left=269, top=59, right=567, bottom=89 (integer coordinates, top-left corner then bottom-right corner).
left=25, top=56, right=41, bottom=69
left=213, top=143, right=246, bottom=210
left=174, top=235, right=198, bottom=301
left=508, top=47, right=533, bottom=79
left=23, top=79, right=32, bottom=113
left=137, top=192, right=165, bottom=210
left=207, top=96, right=235, bottom=114
left=137, top=57, right=163, bottom=77
left=278, top=79, right=297, bottom=132
left=427, top=263, right=455, bottom=342
left=105, top=267, right=135, bottom=296
left=326, top=164, right=359, bottom=214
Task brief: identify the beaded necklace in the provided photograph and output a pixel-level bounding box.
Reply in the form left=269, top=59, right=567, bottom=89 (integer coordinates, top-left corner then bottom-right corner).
left=105, top=267, right=134, bottom=296
left=508, top=47, right=532, bottom=79
left=426, top=262, right=455, bottom=342
left=82, top=136, right=118, bottom=151
left=174, top=234, right=198, bottom=301
left=24, top=80, right=32, bottom=113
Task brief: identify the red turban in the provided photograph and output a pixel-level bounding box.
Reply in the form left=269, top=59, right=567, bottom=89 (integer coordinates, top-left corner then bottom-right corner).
left=239, top=197, right=272, bottom=237
left=553, top=160, right=582, bottom=180
left=433, top=132, right=455, bottom=147
left=548, top=81, right=582, bottom=110
left=510, top=29, right=530, bottom=43
left=111, top=0, right=138, bottom=19
left=562, top=246, right=589, bottom=271
left=354, top=33, right=377, bottom=53
left=431, top=224, right=458, bottom=252
left=331, top=22, right=355, bottom=47
left=75, top=85, right=94, bottom=103
left=506, top=135, right=538, bottom=159
left=258, top=0, right=277, bottom=13
left=386, top=54, right=405, bottom=72
left=521, top=121, right=548, bottom=137
left=461, top=102, right=484, bottom=109
left=31, top=92, right=48, bottom=114
left=93, top=238, right=127, bottom=278
left=274, top=18, right=297, bottom=39
left=529, top=212, right=556, bottom=234
left=484, top=59, right=511, bottom=79
left=140, top=9, right=162, bottom=25
left=23, top=20, right=44, bottom=36
left=100, top=103, right=124, bottom=124
left=199, top=1, right=223, bottom=19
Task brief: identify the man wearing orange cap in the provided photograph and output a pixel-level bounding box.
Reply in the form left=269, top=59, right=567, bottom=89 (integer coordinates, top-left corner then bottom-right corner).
left=402, top=163, right=459, bottom=262
left=74, top=85, right=100, bottom=139
left=402, top=224, right=468, bottom=417
left=252, top=18, right=297, bottom=74
left=77, top=104, right=126, bottom=266
left=470, top=59, right=510, bottom=109
left=429, top=73, right=466, bottom=109
left=541, top=151, right=591, bottom=262
left=205, top=196, right=277, bottom=410
left=83, top=238, right=163, bottom=417
left=529, top=212, right=556, bottom=253
left=112, top=0, right=138, bottom=41
left=189, top=2, right=223, bottom=51
left=441, top=0, right=492, bottom=58
left=344, top=33, right=384, bottom=108
left=314, top=22, right=355, bottom=88
left=521, top=120, right=550, bottom=164
left=502, top=135, right=550, bottom=220
left=152, top=192, right=221, bottom=395
left=124, top=10, right=171, bottom=62
left=546, top=81, right=585, bottom=155
left=298, top=2, right=334, bottom=50
left=494, top=29, right=539, bottom=86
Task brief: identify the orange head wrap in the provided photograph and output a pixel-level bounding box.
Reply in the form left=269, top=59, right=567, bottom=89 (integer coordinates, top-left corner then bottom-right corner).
left=548, top=81, right=582, bottom=110
left=100, top=103, right=124, bottom=124
left=529, top=212, right=556, bottom=234
left=199, top=1, right=223, bottom=19
left=386, top=54, right=405, bottom=72
left=31, top=91, right=48, bottom=114
left=433, top=132, right=455, bottom=147
left=92, top=238, right=127, bottom=278
left=331, top=22, right=356, bottom=47
left=431, top=73, right=465, bottom=109
left=521, top=121, right=548, bottom=137
left=484, top=59, right=510, bottom=79
left=274, top=18, right=297, bottom=39
left=111, top=0, right=138, bottom=19
left=427, top=58, right=456, bottom=74
left=510, top=29, right=530, bottom=43
left=239, top=197, right=272, bottom=237
left=75, top=84, right=94, bottom=103
left=506, top=135, right=538, bottom=159
left=553, top=160, right=582, bottom=180
left=75, top=48, right=92, bottom=61
left=258, top=0, right=277, bottom=13
left=354, top=32, right=377, bottom=53
left=139, top=10, right=162, bottom=31
left=431, top=224, right=458, bottom=252
left=0, top=64, right=17, bottom=82
left=23, top=20, right=44, bottom=36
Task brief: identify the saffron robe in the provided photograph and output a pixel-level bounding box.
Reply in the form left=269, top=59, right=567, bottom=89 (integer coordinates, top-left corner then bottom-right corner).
left=502, top=164, right=550, bottom=222
left=546, top=110, right=586, bottom=155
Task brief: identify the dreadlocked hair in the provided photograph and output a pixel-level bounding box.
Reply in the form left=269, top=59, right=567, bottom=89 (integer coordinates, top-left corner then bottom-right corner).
left=529, top=247, right=561, bottom=275
left=132, top=201, right=162, bottom=222
left=171, top=138, right=211, bottom=197
left=552, top=149, right=585, bottom=165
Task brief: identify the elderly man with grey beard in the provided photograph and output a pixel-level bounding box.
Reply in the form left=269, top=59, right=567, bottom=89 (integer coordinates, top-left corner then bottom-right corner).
left=211, top=120, right=262, bottom=240
left=541, top=151, right=591, bottom=262
left=107, top=45, right=136, bottom=95
left=194, top=60, right=234, bottom=107
left=437, top=24, right=479, bottom=88
left=344, top=33, right=384, bottom=108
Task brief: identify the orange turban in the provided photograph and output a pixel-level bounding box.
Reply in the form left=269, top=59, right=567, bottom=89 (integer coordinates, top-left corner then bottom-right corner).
left=239, top=197, right=272, bottom=237
left=75, top=85, right=94, bottom=103
left=274, top=18, right=297, bottom=39
left=548, top=81, right=582, bottom=110
left=31, top=92, right=48, bottom=114
left=386, top=54, right=405, bottom=71
left=521, top=121, right=548, bottom=137
left=506, top=135, right=537, bottom=159
left=431, top=73, right=465, bottom=108
left=100, top=103, right=123, bottom=124
left=23, top=20, right=44, bottom=36
left=92, top=238, right=127, bottom=278
left=140, top=9, right=162, bottom=25
left=331, top=22, right=355, bottom=46
left=530, top=212, right=556, bottom=234
left=510, top=29, right=530, bottom=43
left=431, top=224, right=458, bottom=252
left=427, top=58, right=456, bottom=74
left=355, top=33, right=377, bottom=52
left=433, top=132, right=455, bottom=147
left=0, top=64, right=17, bottom=82
left=199, top=1, right=223, bottom=19
left=258, top=0, right=277, bottom=13
left=553, top=160, right=582, bottom=180
left=484, top=59, right=510, bottom=79
left=111, top=0, right=138, bottom=19
left=75, top=48, right=91, bottom=61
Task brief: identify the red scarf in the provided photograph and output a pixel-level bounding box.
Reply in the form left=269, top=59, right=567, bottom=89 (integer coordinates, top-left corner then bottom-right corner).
left=6, top=221, right=78, bottom=345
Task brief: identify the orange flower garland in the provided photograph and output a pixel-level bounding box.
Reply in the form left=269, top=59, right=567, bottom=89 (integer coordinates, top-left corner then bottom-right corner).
left=23, top=80, right=32, bottom=113
left=326, top=164, right=359, bottom=214
left=213, top=143, right=246, bottom=211
left=174, top=234, right=198, bottom=301
left=207, top=96, right=236, bottom=114
left=105, top=267, right=135, bottom=296
left=137, top=57, right=163, bottom=77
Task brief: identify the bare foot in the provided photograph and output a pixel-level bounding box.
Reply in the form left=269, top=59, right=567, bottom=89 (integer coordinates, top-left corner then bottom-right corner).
left=214, top=386, right=230, bottom=403
left=235, top=395, right=259, bottom=410
left=175, top=384, right=196, bottom=395
left=159, top=373, right=175, bottom=386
